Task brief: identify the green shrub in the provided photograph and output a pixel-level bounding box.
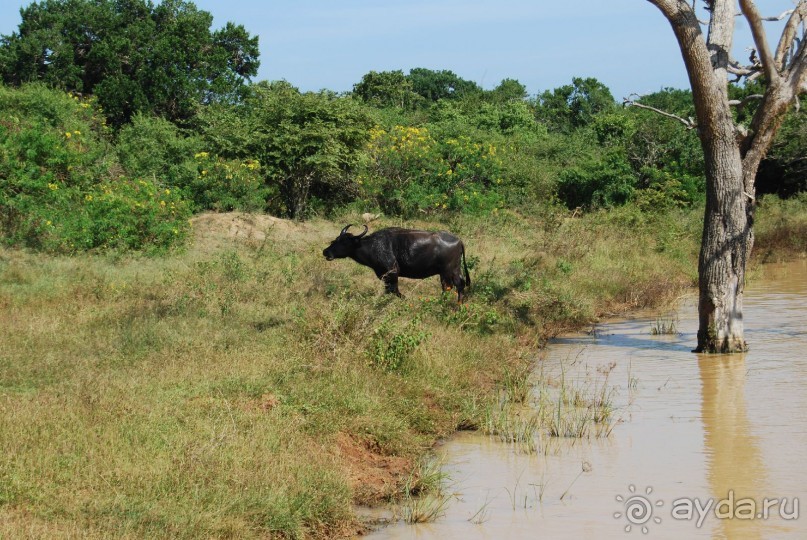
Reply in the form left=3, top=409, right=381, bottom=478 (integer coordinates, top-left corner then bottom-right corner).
left=116, top=114, right=200, bottom=191
left=187, top=152, right=269, bottom=212
left=557, top=152, right=637, bottom=209
left=361, top=125, right=504, bottom=216
left=369, top=314, right=429, bottom=372
left=0, top=84, right=190, bottom=252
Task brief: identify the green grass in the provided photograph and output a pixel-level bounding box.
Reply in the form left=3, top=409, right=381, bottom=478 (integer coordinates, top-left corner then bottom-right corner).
left=0, top=200, right=802, bottom=538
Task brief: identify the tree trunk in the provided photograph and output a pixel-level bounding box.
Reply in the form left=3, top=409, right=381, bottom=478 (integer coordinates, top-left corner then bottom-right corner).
left=695, top=132, right=751, bottom=353
left=646, top=0, right=807, bottom=353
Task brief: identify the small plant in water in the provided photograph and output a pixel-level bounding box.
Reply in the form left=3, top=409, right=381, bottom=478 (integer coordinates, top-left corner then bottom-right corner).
left=650, top=314, right=679, bottom=335
left=401, top=457, right=452, bottom=524
left=483, top=399, right=539, bottom=453
left=560, top=461, right=593, bottom=501
left=468, top=494, right=493, bottom=524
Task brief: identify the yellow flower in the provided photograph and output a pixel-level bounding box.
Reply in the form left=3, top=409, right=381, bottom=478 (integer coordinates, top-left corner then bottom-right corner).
left=85, top=195, right=93, bottom=201
left=48, top=183, right=58, bottom=191
left=73, top=130, right=81, bottom=136
left=64, top=132, right=71, bottom=138
left=160, top=200, right=166, bottom=207
left=164, top=189, right=171, bottom=195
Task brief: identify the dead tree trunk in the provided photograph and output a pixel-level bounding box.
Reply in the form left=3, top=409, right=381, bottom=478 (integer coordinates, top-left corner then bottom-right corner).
left=644, top=0, right=807, bottom=353
left=697, top=130, right=750, bottom=352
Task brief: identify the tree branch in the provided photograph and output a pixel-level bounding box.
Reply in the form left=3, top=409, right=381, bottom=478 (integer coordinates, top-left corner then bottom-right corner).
left=623, top=95, right=697, bottom=129
left=728, top=93, right=763, bottom=109
left=774, top=1, right=807, bottom=72
left=727, top=54, right=761, bottom=82
left=739, top=0, right=780, bottom=83
left=757, top=9, right=794, bottom=22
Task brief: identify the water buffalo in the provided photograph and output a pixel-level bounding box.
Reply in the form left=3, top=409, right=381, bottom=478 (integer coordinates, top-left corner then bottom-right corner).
left=322, top=224, right=471, bottom=302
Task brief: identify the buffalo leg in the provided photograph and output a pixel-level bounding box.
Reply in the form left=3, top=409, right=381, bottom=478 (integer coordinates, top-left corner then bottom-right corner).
left=381, top=269, right=402, bottom=297
left=442, top=272, right=466, bottom=303
left=455, top=277, right=466, bottom=303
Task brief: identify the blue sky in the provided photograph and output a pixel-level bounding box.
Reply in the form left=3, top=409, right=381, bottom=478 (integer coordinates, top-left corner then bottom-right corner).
left=0, top=0, right=776, bottom=100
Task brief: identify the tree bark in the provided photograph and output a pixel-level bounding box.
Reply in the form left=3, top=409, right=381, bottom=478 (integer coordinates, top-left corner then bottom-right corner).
left=696, top=133, right=750, bottom=352
left=645, top=0, right=807, bottom=352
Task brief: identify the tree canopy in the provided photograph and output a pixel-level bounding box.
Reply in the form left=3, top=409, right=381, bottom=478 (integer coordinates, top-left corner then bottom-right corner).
left=0, top=0, right=259, bottom=127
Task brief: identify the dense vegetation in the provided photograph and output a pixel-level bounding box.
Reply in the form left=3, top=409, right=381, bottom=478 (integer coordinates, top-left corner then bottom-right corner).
left=1, top=2, right=804, bottom=255
left=1, top=1, right=807, bottom=538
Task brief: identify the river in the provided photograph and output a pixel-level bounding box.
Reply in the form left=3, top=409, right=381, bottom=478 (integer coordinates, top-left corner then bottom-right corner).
left=369, top=259, right=807, bottom=539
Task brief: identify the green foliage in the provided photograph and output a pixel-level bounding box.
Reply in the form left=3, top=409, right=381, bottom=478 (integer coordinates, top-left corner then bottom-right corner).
left=488, top=78, right=529, bottom=103
left=557, top=152, right=637, bottom=209
left=353, top=70, right=421, bottom=109
left=0, top=84, right=190, bottom=252
left=199, top=82, right=374, bottom=219
left=369, top=314, right=429, bottom=372
left=408, top=68, right=482, bottom=103
left=188, top=152, right=268, bottom=212
left=536, top=77, right=616, bottom=132
left=0, top=0, right=259, bottom=127
left=117, top=114, right=200, bottom=191
left=361, top=125, right=505, bottom=216
left=758, top=95, right=807, bottom=197
left=430, top=99, right=537, bottom=135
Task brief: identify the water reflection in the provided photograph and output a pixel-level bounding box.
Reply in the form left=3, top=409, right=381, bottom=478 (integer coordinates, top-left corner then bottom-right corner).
left=698, top=353, right=764, bottom=540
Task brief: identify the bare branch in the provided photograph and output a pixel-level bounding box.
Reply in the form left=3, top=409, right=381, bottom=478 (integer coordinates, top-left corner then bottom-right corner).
left=775, top=1, right=807, bottom=71
left=739, top=0, right=780, bottom=82
left=623, top=95, right=698, bottom=129
left=757, top=9, right=794, bottom=22
left=727, top=54, right=761, bottom=81
left=728, top=94, right=764, bottom=107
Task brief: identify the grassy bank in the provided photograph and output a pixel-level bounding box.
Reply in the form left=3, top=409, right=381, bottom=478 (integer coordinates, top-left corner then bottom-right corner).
left=1, top=199, right=804, bottom=538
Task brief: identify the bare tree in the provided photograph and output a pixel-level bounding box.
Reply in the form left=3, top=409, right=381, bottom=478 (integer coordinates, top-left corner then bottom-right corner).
left=640, top=0, right=807, bottom=352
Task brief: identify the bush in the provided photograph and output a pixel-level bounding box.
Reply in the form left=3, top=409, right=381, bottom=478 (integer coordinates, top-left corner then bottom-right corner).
left=116, top=114, right=200, bottom=192
left=557, top=152, right=637, bottom=209
left=0, top=84, right=191, bottom=252
left=361, top=125, right=505, bottom=216
left=186, top=152, right=269, bottom=212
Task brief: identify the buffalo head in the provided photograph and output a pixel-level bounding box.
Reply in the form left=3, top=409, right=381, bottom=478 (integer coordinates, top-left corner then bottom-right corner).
left=322, top=224, right=368, bottom=261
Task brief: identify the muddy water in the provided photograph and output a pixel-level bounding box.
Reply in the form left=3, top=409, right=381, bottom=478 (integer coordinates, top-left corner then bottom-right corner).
left=370, top=259, right=807, bottom=539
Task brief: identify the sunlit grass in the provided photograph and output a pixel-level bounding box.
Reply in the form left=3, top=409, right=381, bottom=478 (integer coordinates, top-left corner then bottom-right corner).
left=3, top=202, right=769, bottom=537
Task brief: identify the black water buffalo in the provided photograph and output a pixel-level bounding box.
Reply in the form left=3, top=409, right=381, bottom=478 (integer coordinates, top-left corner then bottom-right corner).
left=322, top=225, right=471, bottom=302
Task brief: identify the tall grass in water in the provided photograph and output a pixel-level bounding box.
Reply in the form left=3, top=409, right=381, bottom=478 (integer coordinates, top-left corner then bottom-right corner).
left=650, top=314, right=679, bottom=335
left=538, top=361, right=618, bottom=439
left=400, top=458, right=452, bottom=524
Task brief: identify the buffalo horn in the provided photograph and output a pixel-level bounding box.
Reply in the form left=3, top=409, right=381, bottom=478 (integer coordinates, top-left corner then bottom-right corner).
left=340, top=224, right=352, bottom=236
left=356, top=225, right=368, bottom=238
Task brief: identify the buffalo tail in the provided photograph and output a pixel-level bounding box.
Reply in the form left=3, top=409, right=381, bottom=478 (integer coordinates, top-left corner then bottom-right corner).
left=462, top=243, right=471, bottom=288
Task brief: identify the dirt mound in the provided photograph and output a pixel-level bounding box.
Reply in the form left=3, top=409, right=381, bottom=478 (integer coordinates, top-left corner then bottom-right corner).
left=334, top=433, right=412, bottom=506
left=190, top=212, right=302, bottom=243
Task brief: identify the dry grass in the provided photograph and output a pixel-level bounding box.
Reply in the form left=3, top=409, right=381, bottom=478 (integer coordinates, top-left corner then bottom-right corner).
left=0, top=203, right=741, bottom=538
left=754, top=193, right=807, bottom=263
